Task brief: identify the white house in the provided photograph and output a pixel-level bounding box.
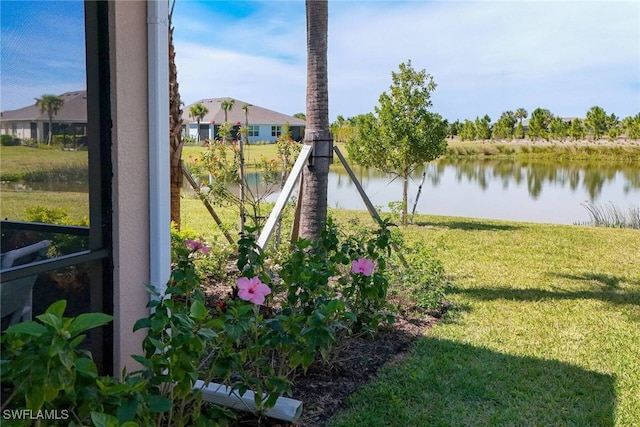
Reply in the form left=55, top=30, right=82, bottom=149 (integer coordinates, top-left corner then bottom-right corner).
left=182, top=97, right=305, bottom=143
left=0, top=90, right=88, bottom=142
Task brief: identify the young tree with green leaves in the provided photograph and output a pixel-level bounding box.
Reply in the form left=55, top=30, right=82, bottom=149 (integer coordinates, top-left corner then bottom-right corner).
left=447, top=119, right=461, bottom=139
left=549, top=116, right=569, bottom=141
left=35, top=94, right=64, bottom=145
left=514, top=121, right=525, bottom=139
left=459, top=119, right=476, bottom=141
left=276, top=122, right=301, bottom=169
left=585, top=106, right=608, bottom=140
left=346, top=60, right=447, bottom=225
left=188, top=103, right=209, bottom=142
left=606, top=113, right=621, bottom=142
left=527, top=108, right=552, bottom=141
left=475, top=114, right=492, bottom=140
left=569, top=118, right=586, bottom=142
left=622, top=114, right=640, bottom=140
left=492, top=111, right=516, bottom=141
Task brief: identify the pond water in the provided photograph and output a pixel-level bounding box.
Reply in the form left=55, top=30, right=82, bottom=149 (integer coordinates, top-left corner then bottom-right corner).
left=320, top=158, right=640, bottom=225
left=6, top=158, right=639, bottom=225
left=249, top=158, right=637, bottom=225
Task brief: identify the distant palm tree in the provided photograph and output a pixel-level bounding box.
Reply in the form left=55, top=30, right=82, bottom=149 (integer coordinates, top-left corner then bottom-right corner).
left=220, top=98, right=235, bottom=123
left=299, top=0, right=333, bottom=241
left=35, top=94, right=64, bottom=145
left=189, top=103, right=209, bottom=142
left=515, top=108, right=528, bottom=125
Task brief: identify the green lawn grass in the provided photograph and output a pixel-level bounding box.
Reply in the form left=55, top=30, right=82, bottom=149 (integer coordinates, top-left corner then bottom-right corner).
left=328, top=214, right=640, bottom=426
left=183, top=143, right=283, bottom=168
left=3, top=176, right=638, bottom=425
left=4, top=142, right=639, bottom=425
left=0, top=190, right=89, bottom=221
left=0, top=145, right=88, bottom=181
left=176, top=204, right=640, bottom=425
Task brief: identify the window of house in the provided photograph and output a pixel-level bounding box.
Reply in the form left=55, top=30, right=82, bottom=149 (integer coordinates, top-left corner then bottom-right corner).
left=1, top=1, right=113, bottom=374
left=248, top=125, right=259, bottom=137
left=271, top=125, right=281, bottom=137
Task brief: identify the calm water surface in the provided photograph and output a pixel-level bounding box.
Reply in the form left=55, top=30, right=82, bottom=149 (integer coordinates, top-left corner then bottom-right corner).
left=7, top=158, right=638, bottom=226
left=316, top=158, right=640, bottom=225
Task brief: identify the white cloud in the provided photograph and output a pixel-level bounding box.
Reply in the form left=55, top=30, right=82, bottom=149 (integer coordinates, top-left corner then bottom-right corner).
left=175, top=0, right=640, bottom=122
left=325, top=1, right=640, bottom=120
left=175, top=41, right=307, bottom=115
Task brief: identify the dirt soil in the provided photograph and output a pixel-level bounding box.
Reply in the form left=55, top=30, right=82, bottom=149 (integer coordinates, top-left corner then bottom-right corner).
left=287, top=313, right=441, bottom=427
left=204, top=278, right=448, bottom=426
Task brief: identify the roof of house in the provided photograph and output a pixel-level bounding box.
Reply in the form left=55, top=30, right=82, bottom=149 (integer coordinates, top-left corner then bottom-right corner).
left=0, top=91, right=88, bottom=122
left=182, top=97, right=305, bottom=126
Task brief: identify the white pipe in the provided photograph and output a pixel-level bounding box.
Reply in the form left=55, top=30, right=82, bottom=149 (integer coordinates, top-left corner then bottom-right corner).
left=147, top=0, right=171, bottom=297
left=195, top=380, right=303, bottom=422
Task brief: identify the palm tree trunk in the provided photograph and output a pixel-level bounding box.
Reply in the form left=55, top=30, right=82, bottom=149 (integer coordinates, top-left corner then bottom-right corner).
left=299, top=0, right=332, bottom=241
left=48, top=115, right=53, bottom=145
left=169, top=0, right=184, bottom=228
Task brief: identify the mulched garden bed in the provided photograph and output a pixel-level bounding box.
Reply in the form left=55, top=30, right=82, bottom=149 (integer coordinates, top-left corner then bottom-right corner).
left=204, top=276, right=449, bottom=426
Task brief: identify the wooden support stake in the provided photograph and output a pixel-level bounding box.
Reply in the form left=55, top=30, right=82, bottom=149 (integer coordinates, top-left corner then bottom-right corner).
left=196, top=380, right=303, bottom=422
left=332, top=146, right=408, bottom=268
left=182, top=167, right=235, bottom=245
left=290, top=172, right=304, bottom=244
left=256, top=144, right=313, bottom=251
left=410, top=170, right=426, bottom=224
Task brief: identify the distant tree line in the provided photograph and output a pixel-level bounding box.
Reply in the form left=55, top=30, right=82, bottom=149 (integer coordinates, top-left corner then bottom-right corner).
left=332, top=106, right=640, bottom=143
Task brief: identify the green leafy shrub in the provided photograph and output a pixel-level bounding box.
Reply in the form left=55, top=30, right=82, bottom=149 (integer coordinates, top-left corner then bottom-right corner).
left=23, top=206, right=89, bottom=256
left=1, top=135, right=20, bottom=146
left=1, top=217, right=449, bottom=425
left=0, top=300, right=119, bottom=426
left=131, top=239, right=230, bottom=426
left=171, top=222, right=232, bottom=281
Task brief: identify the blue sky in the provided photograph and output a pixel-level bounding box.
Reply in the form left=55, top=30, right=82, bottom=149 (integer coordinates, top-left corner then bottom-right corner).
left=0, top=1, right=86, bottom=111
left=1, top=0, right=639, bottom=123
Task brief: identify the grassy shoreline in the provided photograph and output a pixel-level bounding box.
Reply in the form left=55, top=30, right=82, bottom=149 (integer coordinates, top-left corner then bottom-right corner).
left=2, top=142, right=638, bottom=181
left=443, top=141, right=640, bottom=162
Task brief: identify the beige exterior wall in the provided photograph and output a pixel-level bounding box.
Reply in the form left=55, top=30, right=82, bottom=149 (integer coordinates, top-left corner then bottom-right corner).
left=109, top=1, right=150, bottom=373
left=0, top=122, right=38, bottom=139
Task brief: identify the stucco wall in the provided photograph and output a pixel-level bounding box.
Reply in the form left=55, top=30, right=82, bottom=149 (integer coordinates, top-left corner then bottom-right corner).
left=0, top=122, right=39, bottom=139
left=109, top=1, right=150, bottom=373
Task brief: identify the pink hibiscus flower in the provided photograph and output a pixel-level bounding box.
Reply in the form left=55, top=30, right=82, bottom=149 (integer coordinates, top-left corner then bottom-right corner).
left=351, top=258, right=376, bottom=276
left=236, top=276, right=272, bottom=305
left=184, top=239, right=210, bottom=255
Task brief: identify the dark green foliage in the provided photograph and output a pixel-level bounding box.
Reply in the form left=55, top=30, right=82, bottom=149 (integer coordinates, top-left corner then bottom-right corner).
left=474, top=115, right=492, bottom=140
left=0, top=301, right=120, bottom=426
left=1, top=135, right=20, bottom=146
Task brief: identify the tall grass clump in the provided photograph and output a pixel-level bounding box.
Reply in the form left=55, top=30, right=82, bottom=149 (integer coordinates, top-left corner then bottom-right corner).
left=580, top=201, right=640, bottom=229
left=21, top=163, right=88, bottom=182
